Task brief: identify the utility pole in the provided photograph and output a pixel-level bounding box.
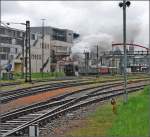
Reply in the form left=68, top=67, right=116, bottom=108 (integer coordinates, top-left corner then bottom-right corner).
left=84, top=52, right=89, bottom=76
left=123, top=1, right=127, bottom=103
left=49, top=35, right=51, bottom=72
left=6, top=21, right=31, bottom=82
left=84, top=51, right=86, bottom=75
left=149, top=47, right=150, bottom=75
left=21, top=36, right=24, bottom=79
left=119, top=0, right=131, bottom=103
left=25, top=21, right=32, bottom=82
left=96, top=45, right=99, bottom=75
left=28, top=22, right=31, bottom=82
left=41, top=19, right=45, bottom=78
left=0, top=54, right=1, bottom=79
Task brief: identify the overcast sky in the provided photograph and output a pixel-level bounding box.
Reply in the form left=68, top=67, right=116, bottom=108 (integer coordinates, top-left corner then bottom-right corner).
left=1, top=1, right=149, bottom=52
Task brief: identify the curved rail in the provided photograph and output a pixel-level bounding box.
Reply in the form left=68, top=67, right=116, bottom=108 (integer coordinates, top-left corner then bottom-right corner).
left=1, top=78, right=125, bottom=103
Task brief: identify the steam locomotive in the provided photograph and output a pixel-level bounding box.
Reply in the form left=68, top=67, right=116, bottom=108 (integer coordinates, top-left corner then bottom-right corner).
left=64, top=63, right=117, bottom=76
left=64, top=64, right=78, bottom=76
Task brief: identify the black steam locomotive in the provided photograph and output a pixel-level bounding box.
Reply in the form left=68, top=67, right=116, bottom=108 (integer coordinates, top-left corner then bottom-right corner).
left=64, top=64, right=78, bottom=76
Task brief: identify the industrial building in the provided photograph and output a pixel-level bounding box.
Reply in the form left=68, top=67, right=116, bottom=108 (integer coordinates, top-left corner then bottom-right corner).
left=100, top=43, right=150, bottom=74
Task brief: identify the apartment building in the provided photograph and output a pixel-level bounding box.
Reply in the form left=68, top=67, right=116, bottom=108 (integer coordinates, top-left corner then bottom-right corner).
left=0, top=26, right=24, bottom=74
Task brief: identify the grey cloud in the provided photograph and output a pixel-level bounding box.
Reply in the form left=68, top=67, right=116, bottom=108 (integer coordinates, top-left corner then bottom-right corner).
left=1, top=1, right=24, bottom=15
left=1, top=1, right=149, bottom=52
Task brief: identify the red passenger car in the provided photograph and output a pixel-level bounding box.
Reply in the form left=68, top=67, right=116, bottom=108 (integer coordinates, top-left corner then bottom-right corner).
left=99, top=66, right=109, bottom=74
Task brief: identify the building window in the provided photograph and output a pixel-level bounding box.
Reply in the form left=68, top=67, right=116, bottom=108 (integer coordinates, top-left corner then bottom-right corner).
left=34, top=55, right=36, bottom=60
left=32, top=54, right=34, bottom=60
left=16, top=39, right=23, bottom=45
left=39, top=55, right=41, bottom=60
left=0, top=28, right=5, bottom=35
left=36, top=54, right=38, bottom=60
left=31, top=34, right=35, bottom=40
left=0, top=36, right=12, bottom=44
left=13, top=31, right=16, bottom=37
left=17, top=31, right=21, bottom=37
left=56, top=46, right=67, bottom=53
left=0, top=47, right=10, bottom=53
left=52, top=28, right=66, bottom=42
left=3, top=47, right=10, bottom=53
left=0, top=54, right=7, bottom=60
left=15, top=48, right=18, bottom=54
left=0, top=48, right=2, bottom=52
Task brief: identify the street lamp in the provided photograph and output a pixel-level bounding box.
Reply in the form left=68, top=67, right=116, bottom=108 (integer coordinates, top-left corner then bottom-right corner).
left=118, top=0, right=131, bottom=103
left=7, top=21, right=32, bottom=82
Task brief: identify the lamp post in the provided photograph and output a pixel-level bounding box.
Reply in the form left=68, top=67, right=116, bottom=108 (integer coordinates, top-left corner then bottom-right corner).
left=7, top=21, right=32, bottom=82
left=119, top=0, right=131, bottom=103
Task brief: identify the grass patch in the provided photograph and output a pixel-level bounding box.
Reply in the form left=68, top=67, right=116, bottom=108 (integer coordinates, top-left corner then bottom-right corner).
left=66, top=103, right=115, bottom=137
left=108, top=86, right=150, bottom=137
left=66, top=87, right=150, bottom=137
left=13, top=71, right=65, bottom=80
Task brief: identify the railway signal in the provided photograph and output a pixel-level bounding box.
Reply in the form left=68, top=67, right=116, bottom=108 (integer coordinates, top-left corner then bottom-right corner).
left=118, top=0, right=131, bottom=103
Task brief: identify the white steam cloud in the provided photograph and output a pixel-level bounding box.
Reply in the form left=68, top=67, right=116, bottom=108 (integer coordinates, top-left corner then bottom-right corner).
left=73, top=33, right=113, bottom=53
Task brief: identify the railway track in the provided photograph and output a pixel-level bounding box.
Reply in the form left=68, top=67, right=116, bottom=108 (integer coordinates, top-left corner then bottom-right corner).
left=0, top=78, right=126, bottom=104
left=1, top=75, right=149, bottom=87
left=0, top=76, right=95, bottom=87
left=1, top=78, right=149, bottom=104
left=0, top=78, right=97, bottom=103
left=0, top=80, right=149, bottom=137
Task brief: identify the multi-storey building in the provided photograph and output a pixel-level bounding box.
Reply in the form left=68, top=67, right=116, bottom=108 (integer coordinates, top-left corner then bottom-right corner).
left=0, top=25, right=24, bottom=75
left=30, top=26, right=79, bottom=72
left=30, top=32, right=51, bottom=72
left=0, top=25, right=79, bottom=76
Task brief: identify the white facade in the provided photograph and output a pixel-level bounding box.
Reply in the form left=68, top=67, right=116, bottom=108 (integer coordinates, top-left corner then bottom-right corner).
left=0, top=26, right=24, bottom=74
left=30, top=33, right=51, bottom=72
left=30, top=26, right=76, bottom=72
